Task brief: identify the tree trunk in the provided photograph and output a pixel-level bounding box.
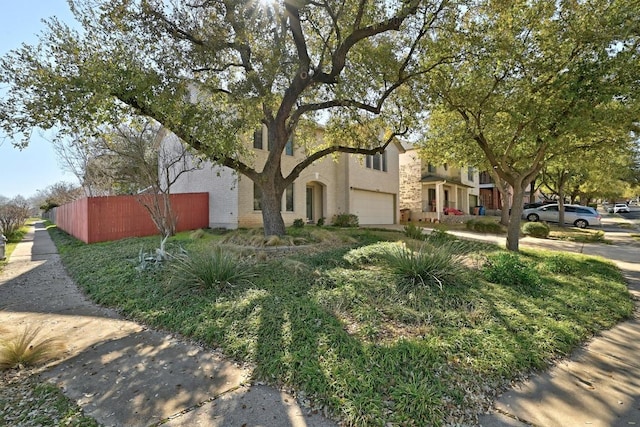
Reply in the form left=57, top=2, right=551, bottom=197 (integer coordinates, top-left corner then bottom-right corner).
left=558, top=189, right=566, bottom=227
left=529, top=179, right=536, bottom=203
left=260, top=184, right=286, bottom=236
left=506, top=187, right=526, bottom=252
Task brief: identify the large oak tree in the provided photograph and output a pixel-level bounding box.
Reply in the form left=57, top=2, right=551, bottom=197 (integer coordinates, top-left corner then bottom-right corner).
left=415, top=0, right=639, bottom=251
left=0, top=0, right=457, bottom=236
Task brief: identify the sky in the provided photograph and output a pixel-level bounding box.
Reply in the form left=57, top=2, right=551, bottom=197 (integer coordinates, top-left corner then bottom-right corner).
left=0, top=1, right=77, bottom=199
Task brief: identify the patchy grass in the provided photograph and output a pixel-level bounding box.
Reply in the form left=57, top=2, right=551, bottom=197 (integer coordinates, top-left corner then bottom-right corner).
left=46, top=225, right=633, bottom=426
left=548, top=226, right=608, bottom=243
left=0, top=370, right=98, bottom=427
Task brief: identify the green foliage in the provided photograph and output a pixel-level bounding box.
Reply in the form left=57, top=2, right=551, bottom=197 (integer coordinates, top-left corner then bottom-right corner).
left=292, top=218, right=305, bottom=228
left=403, top=223, right=426, bottom=240
left=168, top=247, right=256, bottom=292
left=316, top=217, right=325, bottom=226
left=332, top=213, right=359, bottom=228
left=382, top=242, right=466, bottom=289
left=46, top=225, right=634, bottom=427
left=0, top=376, right=99, bottom=427
left=343, top=241, right=401, bottom=266
left=483, top=253, right=540, bottom=289
left=426, top=228, right=456, bottom=244
left=539, top=254, right=579, bottom=275
left=522, top=221, right=550, bottom=238
left=466, top=219, right=504, bottom=234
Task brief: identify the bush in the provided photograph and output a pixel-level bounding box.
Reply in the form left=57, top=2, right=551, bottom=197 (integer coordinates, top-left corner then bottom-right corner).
left=169, top=247, right=255, bottom=291
left=426, top=228, right=456, bottom=243
left=522, top=221, right=550, bottom=238
left=382, top=242, right=465, bottom=289
left=292, top=218, right=305, bottom=228
left=483, top=252, right=540, bottom=289
left=332, top=213, right=359, bottom=227
left=403, top=223, right=426, bottom=240
left=0, top=197, right=30, bottom=239
left=316, top=217, right=325, bottom=226
left=466, top=219, right=503, bottom=233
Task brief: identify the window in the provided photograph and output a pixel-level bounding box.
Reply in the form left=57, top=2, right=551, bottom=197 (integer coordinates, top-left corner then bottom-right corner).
left=366, top=151, right=387, bottom=172
left=427, top=163, right=436, bottom=173
left=284, top=183, right=294, bottom=212
left=467, top=167, right=474, bottom=181
left=253, top=182, right=262, bottom=210
left=443, top=163, right=448, bottom=171
left=253, top=128, right=263, bottom=149
left=285, top=137, right=294, bottom=156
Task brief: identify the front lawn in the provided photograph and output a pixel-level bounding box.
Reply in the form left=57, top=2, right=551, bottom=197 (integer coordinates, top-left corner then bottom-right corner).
left=47, top=225, right=633, bottom=426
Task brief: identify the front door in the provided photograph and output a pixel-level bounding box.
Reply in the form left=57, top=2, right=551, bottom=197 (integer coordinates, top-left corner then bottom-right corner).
left=306, top=187, right=314, bottom=222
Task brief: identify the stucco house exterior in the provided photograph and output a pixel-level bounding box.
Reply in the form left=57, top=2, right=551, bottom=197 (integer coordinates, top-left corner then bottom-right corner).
left=399, top=146, right=480, bottom=222
left=163, top=127, right=405, bottom=229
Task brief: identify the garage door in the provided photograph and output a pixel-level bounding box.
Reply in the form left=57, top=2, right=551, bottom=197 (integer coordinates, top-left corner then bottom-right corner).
left=352, top=190, right=395, bottom=224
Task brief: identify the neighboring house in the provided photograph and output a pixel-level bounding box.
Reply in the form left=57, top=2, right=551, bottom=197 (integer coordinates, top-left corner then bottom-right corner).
left=162, top=127, right=405, bottom=229
left=479, top=171, right=503, bottom=211
left=478, top=171, right=545, bottom=211
left=399, top=146, right=480, bottom=222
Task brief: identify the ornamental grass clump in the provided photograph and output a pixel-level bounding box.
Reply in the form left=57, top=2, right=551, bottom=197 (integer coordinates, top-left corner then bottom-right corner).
left=0, top=327, right=65, bottom=370
left=169, top=247, right=256, bottom=292
left=383, top=242, right=465, bottom=289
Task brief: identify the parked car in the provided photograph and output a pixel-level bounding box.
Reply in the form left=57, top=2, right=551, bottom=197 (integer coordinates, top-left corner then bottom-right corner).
left=607, top=203, right=630, bottom=214
left=522, top=204, right=601, bottom=228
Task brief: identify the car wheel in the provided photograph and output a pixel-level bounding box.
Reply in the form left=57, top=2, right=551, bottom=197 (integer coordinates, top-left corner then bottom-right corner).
left=527, top=213, right=539, bottom=222
left=574, top=219, right=588, bottom=228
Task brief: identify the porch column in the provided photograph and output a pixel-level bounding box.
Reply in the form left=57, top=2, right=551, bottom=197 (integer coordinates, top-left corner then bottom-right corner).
left=436, top=182, right=444, bottom=221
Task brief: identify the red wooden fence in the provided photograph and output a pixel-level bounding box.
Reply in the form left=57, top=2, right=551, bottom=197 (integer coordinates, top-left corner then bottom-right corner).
left=52, top=193, right=209, bottom=243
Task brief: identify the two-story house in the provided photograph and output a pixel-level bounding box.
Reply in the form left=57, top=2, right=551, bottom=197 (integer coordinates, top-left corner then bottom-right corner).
left=399, top=146, right=480, bottom=222
left=163, top=127, right=405, bottom=229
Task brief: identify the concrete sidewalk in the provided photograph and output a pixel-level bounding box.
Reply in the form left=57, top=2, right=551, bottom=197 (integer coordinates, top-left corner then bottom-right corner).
left=0, top=222, right=337, bottom=427
left=462, top=231, right=640, bottom=426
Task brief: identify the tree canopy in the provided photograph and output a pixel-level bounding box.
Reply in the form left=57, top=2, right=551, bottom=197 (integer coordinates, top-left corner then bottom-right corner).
left=414, top=0, right=640, bottom=250
left=0, top=0, right=458, bottom=235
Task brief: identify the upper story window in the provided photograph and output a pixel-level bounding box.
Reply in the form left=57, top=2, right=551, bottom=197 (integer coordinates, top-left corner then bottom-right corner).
left=366, top=151, right=387, bottom=172
left=427, top=163, right=436, bottom=173
left=253, top=129, right=263, bottom=149
left=285, top=137, right=294, bottom=156
left=467, top=166, right=474, bottom=181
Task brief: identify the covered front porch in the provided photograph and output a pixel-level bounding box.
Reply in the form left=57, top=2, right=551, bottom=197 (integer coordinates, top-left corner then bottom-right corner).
left=412, top=176, right=474, bottom=223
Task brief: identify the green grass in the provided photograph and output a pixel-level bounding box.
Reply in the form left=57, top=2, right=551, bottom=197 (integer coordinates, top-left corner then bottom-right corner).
left=46, top=226, right=633, bottom=426
left=0, top=372, right=98, bottom=427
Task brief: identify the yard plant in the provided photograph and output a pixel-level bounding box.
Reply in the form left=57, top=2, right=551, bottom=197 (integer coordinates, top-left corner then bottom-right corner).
left=47, top=225, right=633, bottom=426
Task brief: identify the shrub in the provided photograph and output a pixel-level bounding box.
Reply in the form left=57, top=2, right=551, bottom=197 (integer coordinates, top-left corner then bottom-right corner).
left=169, top=247, right=255, bottom=291
left=382, top=242, right=465, bottom=289
left=426, top=228, right=456, bottom=243
left=403, top=223, right=426, bottom=240
left=344, top=241, right=401, bottom=265
left=332, top=213, right=359, bottom=228
left=522, top=221, right=550, bottom=238
left=0, top=327, right=65, bottom=370
left=466, top=219, right=503, bottom=233
left=316, top=217, right=325, bottom=226
left=483, top=252, right=540, bottom=289
left=292, top=218, right=305, bottom=228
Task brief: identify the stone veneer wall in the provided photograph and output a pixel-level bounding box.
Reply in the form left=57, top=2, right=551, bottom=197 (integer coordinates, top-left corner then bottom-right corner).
left=399, top=153, right=423, bottom=220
